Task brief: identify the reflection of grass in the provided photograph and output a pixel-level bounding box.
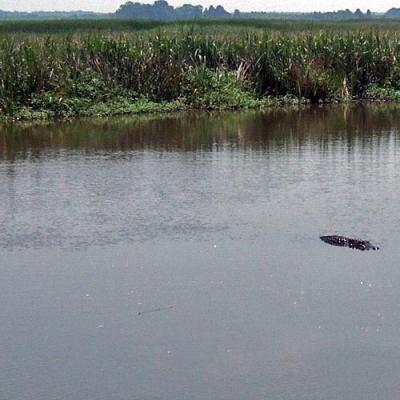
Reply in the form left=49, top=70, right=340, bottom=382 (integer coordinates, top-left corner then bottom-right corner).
left=3, top=103, right=400, bottom=160
left=3, top=23, right=400, bottom=120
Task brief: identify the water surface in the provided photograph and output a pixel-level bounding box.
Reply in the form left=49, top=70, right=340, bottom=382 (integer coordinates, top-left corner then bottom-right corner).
left=1, top=105, right=400, bottom=400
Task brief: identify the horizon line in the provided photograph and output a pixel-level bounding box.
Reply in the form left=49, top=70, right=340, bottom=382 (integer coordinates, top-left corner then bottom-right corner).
left=0, top=4, right=394, bottom=15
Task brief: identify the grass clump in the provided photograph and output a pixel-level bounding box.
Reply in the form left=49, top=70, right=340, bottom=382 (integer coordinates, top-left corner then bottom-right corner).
left=182, top=66, right=262, bottom=109
left=365, top=85, right=400, bottom=101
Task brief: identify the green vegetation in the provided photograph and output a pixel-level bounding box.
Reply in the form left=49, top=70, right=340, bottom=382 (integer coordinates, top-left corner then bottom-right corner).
left=2, top=20, right=400, bottom=121
left=0, top=19, right=166, bottom=34
left=5, top=18, right=400, bottom=34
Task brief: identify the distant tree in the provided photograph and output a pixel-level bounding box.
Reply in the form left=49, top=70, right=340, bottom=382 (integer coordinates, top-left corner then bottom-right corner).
left=203, top=5, right=230, bottom=18
left=113, top=1, right=396, bottom=21
left=153, top=0, right=175, bottom=19
left=0, top=1, right=398, bottom=21
left=339, top=9, right=354, bottom=19
left=354, top=8, right=364, bottom=19
left=175, top=4, right=203, bottom=19
left=117, top=0, right=230, bottom=19
left=385, top=8, right=400, bottom=18
left=116, top=2, right=151, bottom=18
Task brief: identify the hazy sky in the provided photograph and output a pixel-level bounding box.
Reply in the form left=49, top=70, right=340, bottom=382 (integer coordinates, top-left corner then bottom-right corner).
left=1, top=0, right=398, bottom=13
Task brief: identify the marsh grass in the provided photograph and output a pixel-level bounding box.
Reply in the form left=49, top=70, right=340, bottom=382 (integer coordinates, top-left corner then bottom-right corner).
left=2, top=21, right=400, bottom=120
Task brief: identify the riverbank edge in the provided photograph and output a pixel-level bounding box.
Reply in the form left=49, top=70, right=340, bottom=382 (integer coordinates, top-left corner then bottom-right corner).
left=1, top=87, right=399, bottom=124
left=0, top=98, right=286, bottom=123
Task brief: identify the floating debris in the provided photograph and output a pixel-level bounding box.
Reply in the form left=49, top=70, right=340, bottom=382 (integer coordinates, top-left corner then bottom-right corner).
left=138, top=305, right=176, bottom=316
left=320, top=235, right=379, bottom=251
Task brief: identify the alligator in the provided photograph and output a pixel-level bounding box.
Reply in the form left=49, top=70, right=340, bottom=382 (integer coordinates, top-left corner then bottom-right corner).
left=320, top=235, right=379, bottom=251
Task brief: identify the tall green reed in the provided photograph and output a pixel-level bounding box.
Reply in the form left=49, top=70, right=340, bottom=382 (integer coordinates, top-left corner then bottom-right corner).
left=1, top=28, right=400, bottom=114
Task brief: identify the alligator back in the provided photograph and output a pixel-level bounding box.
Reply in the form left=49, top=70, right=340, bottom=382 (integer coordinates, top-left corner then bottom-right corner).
left=320, top=235, right=379, bottom=251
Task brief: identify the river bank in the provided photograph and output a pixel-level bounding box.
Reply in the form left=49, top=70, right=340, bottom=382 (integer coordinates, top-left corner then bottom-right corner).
left=3, top=89, right=400, bottom=123
left=3, top=27, right=400, bottom=122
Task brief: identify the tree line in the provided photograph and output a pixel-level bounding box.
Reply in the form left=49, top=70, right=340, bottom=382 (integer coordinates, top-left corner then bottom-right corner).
left=1, top=1, right=400, bottom=21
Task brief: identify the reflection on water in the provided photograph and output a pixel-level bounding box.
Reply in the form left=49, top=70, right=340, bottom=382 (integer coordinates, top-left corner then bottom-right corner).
left=1, top=105, right=400, bottom=400
left=1, top=104, right=399, bottom=250
left=1, top=104, right=399, bottom=159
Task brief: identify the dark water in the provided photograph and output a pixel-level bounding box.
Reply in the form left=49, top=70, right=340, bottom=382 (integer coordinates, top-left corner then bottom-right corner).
left=1, top=105, right=400, bottom=400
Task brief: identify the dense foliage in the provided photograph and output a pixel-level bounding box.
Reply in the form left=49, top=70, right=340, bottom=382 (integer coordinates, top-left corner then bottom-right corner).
left=115, top=1, right=374, bottom=21
left=2, top=22, right=400, bottom=119
left=116, top=0, right=230, bottom=20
